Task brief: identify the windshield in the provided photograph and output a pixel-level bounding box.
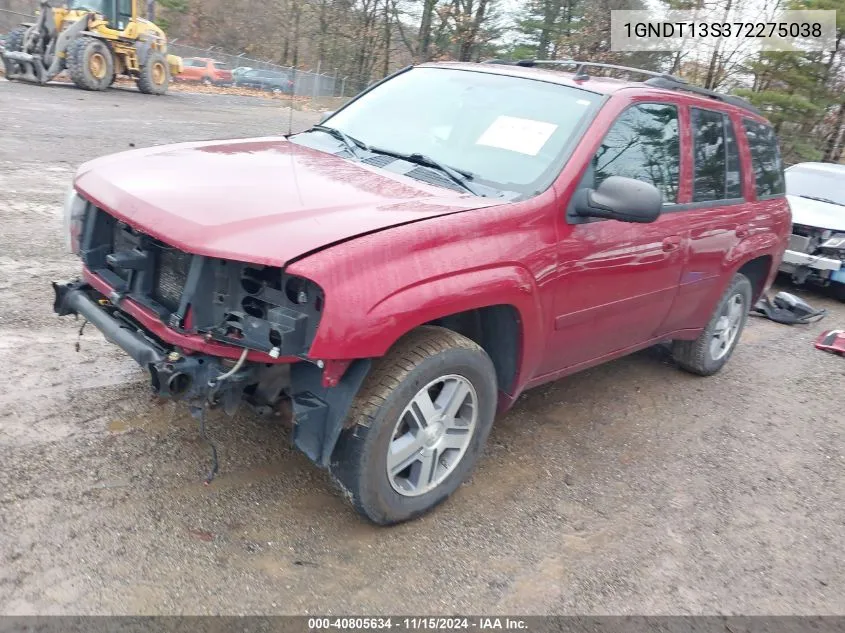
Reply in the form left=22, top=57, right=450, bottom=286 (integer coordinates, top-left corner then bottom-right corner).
left=312, top=67, right=599, bottom=196
left=68, top=0, right=108, bottom=12
left=786, top=165, right=845, bottom=207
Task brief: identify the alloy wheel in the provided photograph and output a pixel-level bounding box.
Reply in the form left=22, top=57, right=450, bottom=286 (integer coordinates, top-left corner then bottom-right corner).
left=711, top=293, right=745, bottom=360
left=387, top=374, right=478, bottom=497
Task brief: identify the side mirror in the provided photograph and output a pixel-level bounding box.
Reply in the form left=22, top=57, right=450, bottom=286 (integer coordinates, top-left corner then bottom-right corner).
left=572, top=176, right=662, bottom=223
left=318, top=110, right=335, bottom=125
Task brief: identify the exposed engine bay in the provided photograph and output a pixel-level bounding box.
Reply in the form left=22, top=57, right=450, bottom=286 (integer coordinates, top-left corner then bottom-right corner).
left=781, top=224, right=845, bottom=290
left=53, top=196, right=370, bottom=475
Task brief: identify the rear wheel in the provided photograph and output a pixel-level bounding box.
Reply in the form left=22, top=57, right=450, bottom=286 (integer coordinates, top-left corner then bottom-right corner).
left=201, top=76, right=212, bottom=86
left=330, top=326, right=497, bottom=525
left=673, top=273, right=752, bottom=376
left=831, top=282, right=845, bottom=302
left=136, top=51, right=169, bottom=95
left=67, top=36, right=114, bottom=91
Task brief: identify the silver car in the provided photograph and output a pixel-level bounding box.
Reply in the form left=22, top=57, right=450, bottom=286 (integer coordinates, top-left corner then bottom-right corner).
left=781, top=162, right=845, bottom=300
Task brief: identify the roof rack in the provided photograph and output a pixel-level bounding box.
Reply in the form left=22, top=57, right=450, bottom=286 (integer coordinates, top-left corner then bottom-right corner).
left=643, top=76, right=762, bottom=116
left=484, top=58, right=686, bottom=83
left=480, top=58, right=762, bottom=117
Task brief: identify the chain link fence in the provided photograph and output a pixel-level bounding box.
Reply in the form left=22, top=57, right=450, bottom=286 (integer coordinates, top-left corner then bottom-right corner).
left=1, top=7, right=356, bottom=109
left=166, top=42, right=348, bottom=99
left=0, top=7, right=34, bottom=33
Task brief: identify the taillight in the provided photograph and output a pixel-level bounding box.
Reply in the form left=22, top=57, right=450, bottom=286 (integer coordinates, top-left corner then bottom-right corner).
left=62, top=187, right=87, bottom=254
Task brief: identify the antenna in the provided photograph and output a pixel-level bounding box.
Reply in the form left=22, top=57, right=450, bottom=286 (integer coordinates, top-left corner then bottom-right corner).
left=287, top=63, right=296, bottom=137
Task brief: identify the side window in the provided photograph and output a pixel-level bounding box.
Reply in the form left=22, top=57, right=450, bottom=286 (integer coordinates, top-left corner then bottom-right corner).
left=594, top=103, right=680, bottom=203
left=691, top=108, right=743, bottom=201
left=117, top=0, right=132, bottom=25
left=742, top=119, right=785, bottom=196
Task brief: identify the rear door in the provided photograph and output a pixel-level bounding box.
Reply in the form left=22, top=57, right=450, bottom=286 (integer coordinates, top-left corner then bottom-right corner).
left=539, top=101, right=687, bottom=375
left=658, top=107, right=754, bottom=332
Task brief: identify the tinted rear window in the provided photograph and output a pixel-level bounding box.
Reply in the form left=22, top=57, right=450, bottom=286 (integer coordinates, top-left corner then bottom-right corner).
left=743, top=119, right=785, bottom=197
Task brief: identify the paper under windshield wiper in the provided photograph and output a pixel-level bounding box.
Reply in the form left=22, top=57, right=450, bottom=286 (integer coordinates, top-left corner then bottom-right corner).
left=799, top=195, right=844, bottom=207
left=367, top=146, right=482, bottom=196
left=309, top=124, right=368, bottom=158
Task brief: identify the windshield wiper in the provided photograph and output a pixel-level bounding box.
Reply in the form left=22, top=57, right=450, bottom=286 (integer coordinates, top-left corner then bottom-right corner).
left=308, top=124, right=368, bottom=159
left=798, top=195, right=844, bottom=207
left=366, top=146, right=482, bottom=196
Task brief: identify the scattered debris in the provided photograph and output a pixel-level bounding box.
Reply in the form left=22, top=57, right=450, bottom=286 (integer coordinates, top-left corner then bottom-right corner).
left=751, top=291, right=826, bottom=325
left=815, top=329, right=845, bottom=356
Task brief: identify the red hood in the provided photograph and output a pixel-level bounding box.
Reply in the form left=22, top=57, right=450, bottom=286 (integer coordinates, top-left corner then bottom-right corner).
left=74, top=137, right=501, bottom=266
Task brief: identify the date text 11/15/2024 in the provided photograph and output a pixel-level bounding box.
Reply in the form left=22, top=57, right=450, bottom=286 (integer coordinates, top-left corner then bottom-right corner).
left=308, top=617, right=529, bottom=630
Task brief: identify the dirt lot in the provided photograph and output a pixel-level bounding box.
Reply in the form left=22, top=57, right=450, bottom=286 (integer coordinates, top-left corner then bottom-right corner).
left=0, top=79, right=843, bottom=616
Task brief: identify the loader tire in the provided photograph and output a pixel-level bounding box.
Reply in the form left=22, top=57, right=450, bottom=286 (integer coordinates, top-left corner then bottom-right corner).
left=6, top=26, right=27, bottom=52
left=136, top=51, right=169, bottom=95
left=67, top=36, right=114, bottom=91
left=3, top=26, right=28, bottom=78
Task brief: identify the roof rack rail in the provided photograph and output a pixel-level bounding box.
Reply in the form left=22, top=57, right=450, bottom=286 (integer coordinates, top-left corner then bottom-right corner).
left=643, top=76, right=762, bottom=116
left=501, top=59, right=686, bottom=84
left=479, top=58, right=763, bottom=117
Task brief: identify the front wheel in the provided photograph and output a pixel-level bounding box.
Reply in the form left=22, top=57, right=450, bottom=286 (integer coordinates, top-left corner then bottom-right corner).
left=673, top=273, right=752, bottom=376
left=67, top=36, right=114, bottom=91
left=330, top=326, right=497, bottom=525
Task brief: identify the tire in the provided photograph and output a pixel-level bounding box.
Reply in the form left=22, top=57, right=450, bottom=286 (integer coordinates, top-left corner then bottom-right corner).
left=830, top=282, right=845, bottom=302
left=201, top=76, right=212, bottom=86
left=136, top=51, right=169, bottom=95
left=5, top=25, right=27, bottom=52
left=672, top=273, right=753, bottom=376
left=67, top=36, right=114, bottom=91
left=4, top=26, right=28, bottom=78
left=330, top=326, right=498, bottom=525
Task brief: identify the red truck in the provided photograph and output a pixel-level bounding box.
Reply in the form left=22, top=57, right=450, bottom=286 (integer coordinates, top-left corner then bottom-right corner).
left=54, top=60, right=790, bottom=524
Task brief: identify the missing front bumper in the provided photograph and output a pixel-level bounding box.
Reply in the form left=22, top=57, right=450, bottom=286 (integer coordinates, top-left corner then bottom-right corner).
left=52, top=280, right=253, bottom=403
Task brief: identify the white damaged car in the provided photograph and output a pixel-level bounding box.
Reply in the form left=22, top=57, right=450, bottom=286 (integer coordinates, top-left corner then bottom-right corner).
left=781, top=162, right=845, bottom=300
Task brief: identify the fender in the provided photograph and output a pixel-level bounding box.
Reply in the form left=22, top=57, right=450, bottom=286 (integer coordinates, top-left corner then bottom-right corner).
left=308, top=264, right=545, bottom=386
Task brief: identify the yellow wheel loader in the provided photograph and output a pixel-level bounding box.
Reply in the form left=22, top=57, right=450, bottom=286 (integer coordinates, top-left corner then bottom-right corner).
left=1, top=0, right=182, bottom=94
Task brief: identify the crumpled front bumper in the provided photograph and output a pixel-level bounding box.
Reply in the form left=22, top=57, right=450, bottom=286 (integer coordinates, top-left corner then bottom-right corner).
left=52, top=279, right=250, bottom=402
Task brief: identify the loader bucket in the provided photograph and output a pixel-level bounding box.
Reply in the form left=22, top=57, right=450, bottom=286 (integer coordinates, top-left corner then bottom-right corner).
left=2, top=11, right=91, bottom=85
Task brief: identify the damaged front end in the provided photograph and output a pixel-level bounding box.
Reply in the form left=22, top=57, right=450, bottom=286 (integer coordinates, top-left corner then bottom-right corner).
left=54, top=194, right=369, bottom=471
left=781, top=225, right=845, bottom=288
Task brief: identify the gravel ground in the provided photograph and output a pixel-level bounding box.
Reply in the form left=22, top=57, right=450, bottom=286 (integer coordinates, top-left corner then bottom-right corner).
left=0, top=78, right=843, bottom=616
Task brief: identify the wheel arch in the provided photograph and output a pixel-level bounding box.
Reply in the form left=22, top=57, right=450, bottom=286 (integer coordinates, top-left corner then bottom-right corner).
left=426, top=304, right=522, bottom=396
left=305, top=263, right=544, bottom=398
left=736, top=254, right=773, bottom=303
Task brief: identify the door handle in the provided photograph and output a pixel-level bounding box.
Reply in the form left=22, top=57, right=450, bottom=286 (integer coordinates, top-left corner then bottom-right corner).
left=736, top=225, right=750, bottom=239
left=662, top=236, right=682, bottom=252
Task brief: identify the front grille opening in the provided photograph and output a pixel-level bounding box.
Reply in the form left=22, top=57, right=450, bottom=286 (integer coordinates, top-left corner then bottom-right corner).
left=152, top=248, right=192, bottom=311
left=241, top=266, right=281, bottom=295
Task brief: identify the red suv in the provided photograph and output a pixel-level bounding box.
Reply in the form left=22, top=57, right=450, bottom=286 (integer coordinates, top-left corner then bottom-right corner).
left=176, top=57, right=233, bottom=86
left=54, top=61, right=790, bottom=524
